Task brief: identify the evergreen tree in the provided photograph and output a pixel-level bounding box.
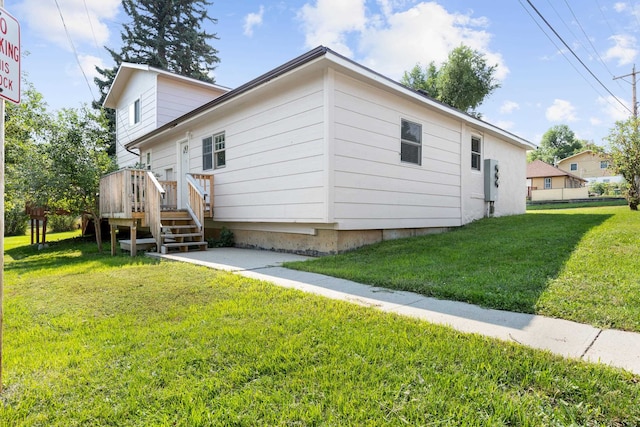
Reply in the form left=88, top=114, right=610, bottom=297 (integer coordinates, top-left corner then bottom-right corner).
left=94, top=0, right=221, bottom=154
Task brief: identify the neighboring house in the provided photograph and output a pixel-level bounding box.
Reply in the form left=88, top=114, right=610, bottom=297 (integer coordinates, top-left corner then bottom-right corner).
left=556, top=150, right=624, bottom=186
left=527, top=159, right=588, bottom=201
left=100, top=46, right=535, bottom=255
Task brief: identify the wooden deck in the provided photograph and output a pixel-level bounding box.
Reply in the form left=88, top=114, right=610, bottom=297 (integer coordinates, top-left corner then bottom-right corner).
left=99, top=169, right=213, bottom=256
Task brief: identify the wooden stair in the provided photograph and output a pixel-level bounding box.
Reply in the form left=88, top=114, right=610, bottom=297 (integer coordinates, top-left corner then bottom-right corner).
left=159, top=209, right=208, bottom=254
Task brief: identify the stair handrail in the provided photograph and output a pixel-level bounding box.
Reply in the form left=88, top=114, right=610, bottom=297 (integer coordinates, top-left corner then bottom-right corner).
left=185, top=174, right=207, bottom=230
left=144, top=171, right=166, bottom=252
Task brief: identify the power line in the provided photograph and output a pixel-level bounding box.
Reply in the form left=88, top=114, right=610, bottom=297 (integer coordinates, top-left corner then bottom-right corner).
left=83, top=0, right=101, bottom=50
left=54, top=0, right=96, bottom=103
left=517, top=0, right=614, bottom=108
left=523, top=0, right=632, bottom=115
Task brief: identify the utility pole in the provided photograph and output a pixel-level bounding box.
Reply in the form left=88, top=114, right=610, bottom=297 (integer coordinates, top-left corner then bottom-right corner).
left=614, top=64, right=638, bottom=118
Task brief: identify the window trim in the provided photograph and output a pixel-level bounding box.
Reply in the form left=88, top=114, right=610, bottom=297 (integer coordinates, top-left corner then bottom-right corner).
left=570, top=163, right=577, bottom=171
left=400, top=118, right=422, bottom=166
left=600, top=160, right=609, bottom=169
left=471, top=135, right=482, bottom=171
left=544, top=177, right=552, bottom=189
left=202, top=131, right=226, bottom=171
left=129, top=98, right=141, bottom=126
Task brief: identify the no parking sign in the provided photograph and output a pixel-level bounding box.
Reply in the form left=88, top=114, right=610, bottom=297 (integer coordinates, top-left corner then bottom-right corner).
left=0, top=6, right=19, bottom=104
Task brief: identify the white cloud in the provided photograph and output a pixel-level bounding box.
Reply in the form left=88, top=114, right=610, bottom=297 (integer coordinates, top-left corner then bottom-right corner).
left=244, top=6, right=265, bottom=37
left=604, top=34, right=638, bottom=66
left=546, top=99, right=578, bottom=122
left=298, top=0, right=367, bottom=57
left=16, top=0, right=120, bottom=51
left=297, top=1, right=507, bottom=82
left=597, top=95, right=631, bottom=122
left=590, top=117, right=602, bottom=126
left=499, top=100, right=520, bottom=114
left=614, top=2, right=628, bottom=12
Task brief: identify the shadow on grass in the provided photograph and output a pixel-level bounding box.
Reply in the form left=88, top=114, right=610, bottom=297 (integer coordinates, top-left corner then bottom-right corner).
left=4, top=237, right=159, bottom=274
left=286, top=213, right=613, bottom=314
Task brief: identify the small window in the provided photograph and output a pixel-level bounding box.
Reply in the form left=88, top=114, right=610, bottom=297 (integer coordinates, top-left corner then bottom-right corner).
left=146, top=152, right=151, bottom=170
left=471, top=136, right=482, bottom=171
left=202, top=132, right=226, bottom=170
left=570, top=163, right=577, bottom=171
left=544, top=177, right=552, bottom=189
left=202, top=136, right=213, bottom=170
left=600, top=160, right=609, bottom=169
left=214, top=133, right=226, bottom=169
left=400, top=119, right=422, bottom=165
left=129, top=98, right=141, bottom=125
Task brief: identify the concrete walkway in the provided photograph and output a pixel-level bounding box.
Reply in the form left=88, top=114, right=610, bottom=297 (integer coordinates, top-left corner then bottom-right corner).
left=150, top=248, right=640, bottom=375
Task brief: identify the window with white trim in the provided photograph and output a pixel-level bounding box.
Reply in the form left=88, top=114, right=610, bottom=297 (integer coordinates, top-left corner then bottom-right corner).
left=202, top=132, right=226, bottom=170
left=129, top=98, right=141, bottom=126
left=544, top=177, right=552, bottom=189
left=400, top=119, right=422, bottom=165
left=600, top=160, right=609, bottom=169
left=145, top=152, right=151, bottom=170
left=471, top=136, right=482, bottom=171
left=570, top=163, right=577, bottom=171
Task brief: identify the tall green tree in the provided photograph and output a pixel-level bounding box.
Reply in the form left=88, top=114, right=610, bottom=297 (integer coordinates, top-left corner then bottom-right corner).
left=527, top=124, right=584, bottom=164
left=4, top=82, right=51, bottom=236
left=401, top=45, right=500, bottom=117
left=606, top=117, right=640, bottom=210
left=20, top=107, right=117, bottom=249
left=94, top=0, right=221, bottom=154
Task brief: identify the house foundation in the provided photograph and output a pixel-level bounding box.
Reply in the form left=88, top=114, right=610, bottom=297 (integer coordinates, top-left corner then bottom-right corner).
left=210, top=226, right=450, bottom=256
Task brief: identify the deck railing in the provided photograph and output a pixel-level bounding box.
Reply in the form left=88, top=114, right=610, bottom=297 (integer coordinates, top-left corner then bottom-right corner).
left=158, top=180, right=178, bottom=210
left=100, top=168, right=148, bottom=218
left=145, top=173, right=166, bottom=251
left=191, top=173, right=214, bottom=217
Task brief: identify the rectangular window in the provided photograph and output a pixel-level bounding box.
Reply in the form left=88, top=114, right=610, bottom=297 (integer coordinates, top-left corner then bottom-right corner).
left=146, top=152, right=151, bottom=170
left=471, top=136, right=482, bottom=171
left=202, top=136, right=213, bottom=170
left=570, top=163, right=577, bottom=171
left=400, top=119, right=422, bottom=165
left=600, top=160, right=609, bottom=169
left=129, top=98, right=141, bottom=125
left=544, top=177, right=552, bottom=189
left=202, top=132, right=226, bottom=170
left=214, top=132, right=226, bottom=169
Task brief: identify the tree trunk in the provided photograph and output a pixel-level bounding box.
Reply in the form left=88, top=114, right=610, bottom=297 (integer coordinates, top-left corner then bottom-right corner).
left=90, top=211, right=103, bottom=252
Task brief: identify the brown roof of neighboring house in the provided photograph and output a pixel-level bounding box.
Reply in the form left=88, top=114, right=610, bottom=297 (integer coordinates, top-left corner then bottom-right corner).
left=526, top=159, right=587, bottom=181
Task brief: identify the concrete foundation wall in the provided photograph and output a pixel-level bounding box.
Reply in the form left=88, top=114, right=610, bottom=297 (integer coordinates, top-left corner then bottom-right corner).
left=213, top=226, right=450, bottom=256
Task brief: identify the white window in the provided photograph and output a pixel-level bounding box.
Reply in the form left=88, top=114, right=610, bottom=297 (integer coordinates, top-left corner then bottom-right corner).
left=145, top=152, right=151, bottom=170
left=400, top=119, right=422, bottom=165
left=202, top=132, right=226, bottom=170
left=544, top=177, right=552, bottom=189
left=600, top=160, right=609, bottom=169
left=129, top=98, right=141, bottom=126
left=471, top=136, right=482, bottom=171
left=570, top=163, right=577, bottom=171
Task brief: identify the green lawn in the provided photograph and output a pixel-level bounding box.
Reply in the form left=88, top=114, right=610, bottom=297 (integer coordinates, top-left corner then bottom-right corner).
left=286, top=206, right=640, bottom=332
left=2, top=236, right=639, bottom=425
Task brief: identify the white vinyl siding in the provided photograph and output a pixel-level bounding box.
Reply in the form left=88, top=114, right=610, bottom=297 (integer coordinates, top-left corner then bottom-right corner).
left=156, top=77, right=227, bottom=127
left=332, top=72, right=462, bottom=230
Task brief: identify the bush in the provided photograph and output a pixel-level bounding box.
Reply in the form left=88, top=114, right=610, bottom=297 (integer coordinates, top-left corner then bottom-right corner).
left=207, top=226, right=235, bottom=248
left=48, top=215, right=78, bottom=232
left=4, top=205, right=28, bottom=236
left=590, top=182, right=608, bottom=196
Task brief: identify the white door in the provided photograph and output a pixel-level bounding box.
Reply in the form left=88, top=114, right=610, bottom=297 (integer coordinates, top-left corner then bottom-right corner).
left=179, top=140, right=189, bottom=209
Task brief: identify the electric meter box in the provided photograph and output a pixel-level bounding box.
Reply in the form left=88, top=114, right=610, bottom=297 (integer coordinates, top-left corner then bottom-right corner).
left=484, top=159, right=499, bottom=202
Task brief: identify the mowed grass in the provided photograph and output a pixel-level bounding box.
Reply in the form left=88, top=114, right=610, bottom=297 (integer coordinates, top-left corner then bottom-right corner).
left=2, top=237, right=639, bottom=425
left=286, top=206, right=640, bottom=332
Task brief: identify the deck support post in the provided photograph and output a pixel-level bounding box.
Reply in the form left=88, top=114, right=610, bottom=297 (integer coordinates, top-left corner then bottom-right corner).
left=107, top=217, right=140, bottom=256
left=110, top=224, right=117, bottom=256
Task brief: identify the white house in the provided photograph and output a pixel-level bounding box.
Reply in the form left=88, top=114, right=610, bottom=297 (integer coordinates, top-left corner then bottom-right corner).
left=101, top=46, right=535, bottom=255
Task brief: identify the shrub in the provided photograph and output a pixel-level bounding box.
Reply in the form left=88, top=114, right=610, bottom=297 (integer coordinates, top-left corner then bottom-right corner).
left=207, top=226, right=235, bottom=248
left=4, top=205, right=28, bottom=236
left=48, top=215, right=78, bottom=232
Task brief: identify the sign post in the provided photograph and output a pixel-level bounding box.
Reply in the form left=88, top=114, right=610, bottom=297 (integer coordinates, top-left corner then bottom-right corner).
left=0, top=2, right=20, bottom=394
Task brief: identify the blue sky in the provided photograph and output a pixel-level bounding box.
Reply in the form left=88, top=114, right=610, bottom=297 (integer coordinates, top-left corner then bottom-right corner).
left=7, top=0, right=640, bottom=147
